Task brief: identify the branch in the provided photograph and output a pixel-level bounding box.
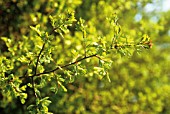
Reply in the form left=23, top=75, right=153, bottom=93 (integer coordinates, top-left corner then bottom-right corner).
left=31, top=76, right=38, bottom=98
left=49, top=27, right=58, bottom=35
left=31, top=53, right=97, bottom=77
left=32, top=43, right=45, bottom=98
left=112, top=41, right=152, bottom=49
left=34, top=43, right=45, bottom=75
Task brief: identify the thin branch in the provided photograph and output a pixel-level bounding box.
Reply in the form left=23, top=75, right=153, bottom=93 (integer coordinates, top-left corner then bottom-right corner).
left=111, top=43, right=150, bottom=49
left=31, top=76, right=38, bottom=98
left=34, top=43, right=45, bottom=75
left=32, top=43, right=45, bottom=98
left=31, top=53, right=97, bottom=77
left=49, top=27, right=58, bottom=35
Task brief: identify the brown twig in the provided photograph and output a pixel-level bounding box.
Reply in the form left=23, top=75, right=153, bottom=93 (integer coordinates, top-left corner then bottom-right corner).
left=34, top=43, right=45, bottom=75
left=30, top=53, right=97, bottom=77
left=31, top=76, right=38, bottom=98
left=32, top=42, right=45, bottom=98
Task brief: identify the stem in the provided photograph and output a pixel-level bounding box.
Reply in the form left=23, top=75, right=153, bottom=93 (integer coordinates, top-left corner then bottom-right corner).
left=31, top=53, right=97, bottom=77
left=34, top=43, right=45, bottom=75
left=113, top=43, right=146, bottom=49
left=31, top=76, right=37, bottom=98
left=49, top=27, right=58, bottom=35
left=32, top=43, right=45, bottom=98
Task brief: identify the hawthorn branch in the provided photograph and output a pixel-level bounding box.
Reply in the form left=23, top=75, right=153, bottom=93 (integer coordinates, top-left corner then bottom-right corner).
left=49, top=27, right=58, bottom=35
left=34, top=43, right=45, bottom=75
left=112, top=42, right=152, bottom=49
left=31, top=76, right=37, bottom=98
left=32, top=42, right=45, bottom=98
left=31, top=53, right=97, bottom=77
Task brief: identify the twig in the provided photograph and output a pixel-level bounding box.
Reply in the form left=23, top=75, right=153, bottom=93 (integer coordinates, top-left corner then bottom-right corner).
left=112, top=43, right=148, bottom=49
left=31, top=76, right=38, bottom=98
left=32, top=43, right=45, bottom=98
left=30, top=53, right=97, bottom=77
left=34, top=43, right=46, bottom=75
left=49, top=27, right=58, bottom=35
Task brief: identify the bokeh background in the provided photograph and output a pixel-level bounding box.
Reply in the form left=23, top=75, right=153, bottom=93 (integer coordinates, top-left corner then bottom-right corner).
left=0, top=0, right=170, bottom=113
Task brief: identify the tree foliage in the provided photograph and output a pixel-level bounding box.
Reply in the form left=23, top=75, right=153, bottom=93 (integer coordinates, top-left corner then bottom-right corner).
left=0, top=0, right=170, bottom=113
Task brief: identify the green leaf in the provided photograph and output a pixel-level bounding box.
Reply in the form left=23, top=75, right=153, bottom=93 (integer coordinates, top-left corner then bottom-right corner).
left=99, top=59, right=104, bottom=67
left=97, top=46, right=104, bottom=55
left=1, top=37, right=12, bottom=48
left=27, top=83, right=32, bottom=88
left=40, top=97, right=50, bottom=102
left=50, top=87, right=56, bottom=93
left=106, top=73, right=111, bottom=82
left=36, top=98, right=40, bottom=105
left=27, top=105, right=35, bottom=110
left=30, top=25, right=42, bottom=36
left=18, top=55, right=29, bottom=63
left=140, top=34, right=150, bottom=43
left=49, top=15, right=55, bottom=27
left=21, top=99, right=26, bottom=104
left=20, top=85, right=27, bottom=91
left=42, top=100, right=52, bottom=107
left=20, top=93, right=28, bottom=104
left=58, top=81, right=67, bottom=92
left=35, top=89, right=41, bottom=98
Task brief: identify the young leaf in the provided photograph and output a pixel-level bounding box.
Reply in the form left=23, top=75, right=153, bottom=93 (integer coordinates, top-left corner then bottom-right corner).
left=30, top=25, right=42, bottom=36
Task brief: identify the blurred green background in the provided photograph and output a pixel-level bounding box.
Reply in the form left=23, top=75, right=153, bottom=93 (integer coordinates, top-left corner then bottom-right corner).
left=0, top=0, right=170, bottom=113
